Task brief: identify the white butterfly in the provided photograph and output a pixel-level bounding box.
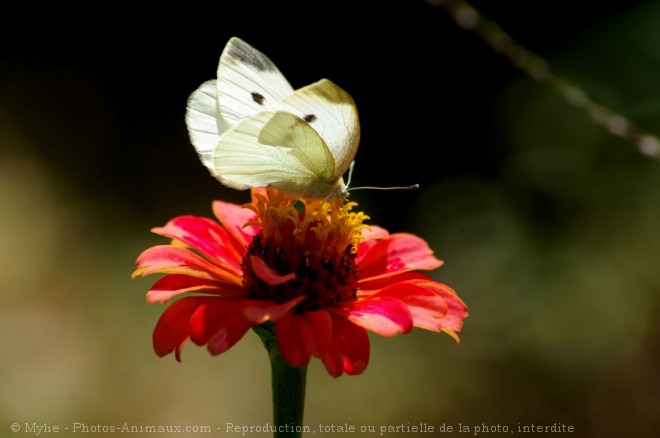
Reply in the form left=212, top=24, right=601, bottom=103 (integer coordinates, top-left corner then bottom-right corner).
left=185, top=37, right=360, bottom=199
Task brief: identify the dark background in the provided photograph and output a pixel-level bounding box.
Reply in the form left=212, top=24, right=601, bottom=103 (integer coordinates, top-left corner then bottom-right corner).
left=2, top=1, right=659, bottom=437
left=1, top=0, right=645, bottom=226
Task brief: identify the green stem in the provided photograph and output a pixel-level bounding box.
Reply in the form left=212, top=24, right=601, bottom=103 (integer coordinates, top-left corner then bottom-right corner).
left=253, top=323, right=307, bottom=438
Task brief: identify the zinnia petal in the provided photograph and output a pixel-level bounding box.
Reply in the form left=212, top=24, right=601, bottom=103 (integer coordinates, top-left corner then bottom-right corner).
left=250, top=255, right=296, bottom=286
left=152, top=215, right=243, bottom=273
left=358, top=271, right=432, bottom=293
left=146, top=274, right=244, bottom=304
left=354, top=226, right=389, bottom=259
left=411, top=279, right=468, bottom=333
left=369, top=279, right=467, bottom=335
left=359, top=274, right=467, bottom=340
left=361, top=225, right=390, bottom=241
left=357, top=233, right=443, bottom=281
left=337, top=296, right=413, bottom=337
left=188, top=298, right=254, bottom=355
left=276, top=310, right=332, bottom=367
left=321, top=313, right=370, bottom=377
left=152, top=296, right=210, bottom=360
left=369, top=280, right=448, bottom=331
left=133, top=245, right=242, bottom=285
left=212, top=200, right=259, bottom=248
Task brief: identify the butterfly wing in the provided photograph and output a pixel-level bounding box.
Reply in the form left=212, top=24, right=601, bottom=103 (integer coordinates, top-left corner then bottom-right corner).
left=185, top=80, right=228, bottom=170
left=186, top=38, right=294, bottom=175
left=277, top=79, right=360, bottom=182
left=214, top=110, right=337, bottom=197
left=186, top=38, right=360, bottom=198
left=217, top=37, right=294, bottom=125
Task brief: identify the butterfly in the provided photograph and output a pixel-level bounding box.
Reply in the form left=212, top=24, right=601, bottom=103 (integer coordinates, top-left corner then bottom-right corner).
left=185, top=37, right=360, bottom=199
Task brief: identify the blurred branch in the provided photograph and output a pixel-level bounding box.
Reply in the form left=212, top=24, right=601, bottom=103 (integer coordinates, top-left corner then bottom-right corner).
left=429, top=0, right=660, bottom=159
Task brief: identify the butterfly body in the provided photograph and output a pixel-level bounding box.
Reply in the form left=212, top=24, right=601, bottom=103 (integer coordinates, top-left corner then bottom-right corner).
left=186, top=37, right=360, bottom=199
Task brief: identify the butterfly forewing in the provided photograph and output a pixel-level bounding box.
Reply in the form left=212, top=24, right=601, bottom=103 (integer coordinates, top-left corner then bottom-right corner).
left=217, top=37, right=294, bottom=126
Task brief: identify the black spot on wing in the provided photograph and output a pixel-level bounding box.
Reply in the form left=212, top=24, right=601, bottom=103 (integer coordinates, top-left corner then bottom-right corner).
left=227, top=38, right=276, bottom=72
left=252, top=92, right=265, bottom=105
left=303, top=114, right=317, bottom=123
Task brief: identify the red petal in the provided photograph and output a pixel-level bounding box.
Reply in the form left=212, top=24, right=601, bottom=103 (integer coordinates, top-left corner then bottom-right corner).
left=276, top=310, right=332, bottom=367
left=212, top=200, right=259, bottom=248
left=338, top=296, right=413, bottom=337
left=276, top=313, right=310, bottom=367
left=133, top=245, right=242, bottom=285
left=146, top=274, right=245, bottom=304
left=304, top=310, right=333, bottom=357
left=152, top=296, right=210, bottom=360
left=152, top=215, right=243, bottom=273
left=188, top=298, right=253, bottom=355
left=358, top=233, right=443, bottom=281
left=321, top=313, right=370, bottom=377
left=250, top=255, right=295, bottom=286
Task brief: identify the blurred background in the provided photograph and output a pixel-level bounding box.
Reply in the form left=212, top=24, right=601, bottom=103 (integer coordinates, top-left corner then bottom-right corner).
left=2, top=1, right=659, bottom=436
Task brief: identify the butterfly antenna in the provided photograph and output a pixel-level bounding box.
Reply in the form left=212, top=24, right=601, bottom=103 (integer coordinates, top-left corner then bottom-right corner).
left=348, top=184, right=420, bottom=192
left=346, top=161, right=419, bottom=192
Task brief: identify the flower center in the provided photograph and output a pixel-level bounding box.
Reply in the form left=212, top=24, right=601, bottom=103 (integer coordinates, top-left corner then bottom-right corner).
left=241, top=189, right=369, bottom=311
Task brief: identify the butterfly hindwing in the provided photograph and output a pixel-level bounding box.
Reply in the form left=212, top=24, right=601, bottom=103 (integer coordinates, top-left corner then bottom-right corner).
left=214, top=111, right=337, bottom=197
left=185, top=80, right=228, bottom=173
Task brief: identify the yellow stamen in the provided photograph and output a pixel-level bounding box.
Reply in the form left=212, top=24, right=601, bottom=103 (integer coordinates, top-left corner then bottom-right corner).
left=241, top=188, right=370, bottom=309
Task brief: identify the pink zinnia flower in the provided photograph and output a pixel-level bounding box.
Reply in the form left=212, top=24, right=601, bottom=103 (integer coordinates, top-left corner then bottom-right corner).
left=133, top=189, right=467, bottom=377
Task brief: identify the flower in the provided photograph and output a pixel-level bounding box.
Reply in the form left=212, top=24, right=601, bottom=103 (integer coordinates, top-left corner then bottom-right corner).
left=132, top=189, right=467, bottom=377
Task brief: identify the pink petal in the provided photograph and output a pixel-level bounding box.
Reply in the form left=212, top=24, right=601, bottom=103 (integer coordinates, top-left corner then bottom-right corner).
left=355, top=227, right=389, bottom=261
left=358, top=271, right=431, bottom=293
left=133, top=245, right=242, bottom=285
left=321, top=313, right=370, bottom=377
left=188, top=298, right=254, bottom=355
left=358, top=233, right=443, bottom=281
left=414, top=280, right=468, bottom=333
left=276, top=310, right=332, bottom=367
left=375, top=279, right=467, bottom=335
left=152, top=215, right=243, bottom=273
left=212, top=200, right=259, bottom=248
left=152, top=296, right=210, bottom=360
left=146, top=274, right=245, bottom=304
left=337, top=296, right=413, bottom=337
left=361, top=225, right=390, bottom=241
left=370, top=281, right=448, bottom=331
left=250, top=255, right=295, bottom=285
